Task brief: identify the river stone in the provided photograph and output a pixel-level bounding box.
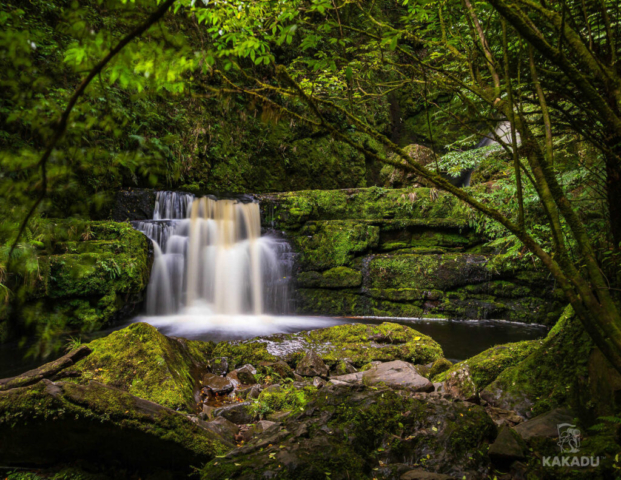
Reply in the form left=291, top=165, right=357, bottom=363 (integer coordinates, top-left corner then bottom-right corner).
left=208, top=357, right=229, bottom=375
left=513, top=408, right=574, bottom=441
left=313, top=376, right=327, bottom=388
left=214, top=402, right=254, bottom=424
left=329, top=372, right=364, bottom=385
left=260, top=360, right=295, bottom=379
left=236, top=365, right=257, bottom=384
left=363, top=360, right=434, bottom=392
left=202, top=373, right=235, bottom=395
left=296, top=350, right=329, bottom=378
left=400, top=469, right=456, bottom=480
left=204, top=416, right=239, bottom=442
left=488, top=426, right=525, bottom=467
left=443, top=365, right=478, bottom=402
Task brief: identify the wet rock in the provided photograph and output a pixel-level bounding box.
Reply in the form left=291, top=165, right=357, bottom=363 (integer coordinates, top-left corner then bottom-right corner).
left=513, top=408, right=574, bottom=441
left=361, top=360, right=382, bottom=371
left=247, top=384, right=262, bottom=399
left=488, top=426, right=525, bottom=467
left=201, top=404, right=216, bottom=420
left=214, top=402, right=254, bottom=424
left=486, top=406, right=524, bottom=427
left=263, top=384, right=281, bottom=394
left=204, top=416, right=239, bottom=442
left=256, top=420, right=277, bottom=433
left=225, top=370, right=241, bottom=387
left=443, top=365, right=478, bottom=402
left=333, top=358, right=357, bottom=375
left=313, top=377, right=327, bottom=388
left=329, top=372, right=364, bottom=385
left=236, top=365, right=257, bottom=384
left=202, top=373, right=235, bottom=395
left=0, top=380, right=227, bottom=473
left=260, top=360, right=294, bottom=379
left=208, top=357, right=229, bottom=376
left=363, top=360, right=434, bottom=392
left=296, top=350, right=329, bottom=378
left=112, top=189, right=156, bottom=221
left=400, top=469, right=456, bottom=479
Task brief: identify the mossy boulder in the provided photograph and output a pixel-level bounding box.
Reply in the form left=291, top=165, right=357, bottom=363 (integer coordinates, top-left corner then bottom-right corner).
left=208, top=323, right=444, bottom=372
left=434, top=339, right=542, bottom=400
left=0, top=379, right=227, bottom=473
left=480, top=306, right=621, bottom=420
left=68, top=322, right=214, bottom=411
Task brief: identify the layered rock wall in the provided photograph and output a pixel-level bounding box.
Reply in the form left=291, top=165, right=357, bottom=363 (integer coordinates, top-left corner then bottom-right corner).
left=258, top=187, right=565, bottom=324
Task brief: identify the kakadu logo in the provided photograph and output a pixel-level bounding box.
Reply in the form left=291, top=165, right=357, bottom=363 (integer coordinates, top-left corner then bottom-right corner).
left=542, top=424, right=601, bottom=468
left=557, top=423, right=581, bottom=453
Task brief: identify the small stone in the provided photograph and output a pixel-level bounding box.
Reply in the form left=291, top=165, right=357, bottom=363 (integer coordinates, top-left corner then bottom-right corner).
left=443, top=365, right=478, bottom=402
left=329, top=372, right=363, bottom=384
left=313, top=377, right=326, bottom=388
left=204, top=416, right=239, bottom=442
left=208, top=357, right=229, bottom=376
left=202, top=373, right=235, bottom=395
left=236, top=365, right=257, bottom=385
left=202, top=404, right=216, bottom=420
left=214, top=402, right=254, bottom=425
left=296, top=350, right=329, bottom=378
left=240, top=363, right=257, bottom=375
left=363, top=360, right=434, bottom=392
left=247, top=384, right=262, bottom=399
left=334, top=359, right=357, bottom=375
left=488, top=426, right=525, bottom=467
left=429, top=357, right=453, bottom=378
left=260, top=360, right=294, bottom=379
left=513, top=408, right=574, bottom=441
left=486, top=406, right=524, bottom=427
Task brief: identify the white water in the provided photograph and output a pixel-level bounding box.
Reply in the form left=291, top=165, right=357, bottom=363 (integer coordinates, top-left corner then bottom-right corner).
left=132, top=192, right=302, bottom=336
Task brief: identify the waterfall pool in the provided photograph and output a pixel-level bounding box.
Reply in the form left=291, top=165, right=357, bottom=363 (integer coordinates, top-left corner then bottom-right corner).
left=0, top=315, right=547, bottom=379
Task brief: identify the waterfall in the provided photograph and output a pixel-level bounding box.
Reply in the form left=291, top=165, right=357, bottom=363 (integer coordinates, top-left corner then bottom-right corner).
left=133, top=191, right=293, bottom=318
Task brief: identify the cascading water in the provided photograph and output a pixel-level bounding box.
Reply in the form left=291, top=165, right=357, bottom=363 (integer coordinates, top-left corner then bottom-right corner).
left=133, top=191, right=295, bottom=325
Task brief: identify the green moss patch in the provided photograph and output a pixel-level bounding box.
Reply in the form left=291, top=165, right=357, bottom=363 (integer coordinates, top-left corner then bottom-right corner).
left=69, top=323, right=213, bottom=411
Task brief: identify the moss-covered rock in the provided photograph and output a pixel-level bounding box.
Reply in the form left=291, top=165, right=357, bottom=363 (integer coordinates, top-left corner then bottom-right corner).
left=257, top=187, right=463, bottom=230
left=480, top=306, right=621, bottom=420
left=0, top=379, right=227, bottom=473
left=68, top=322, right=213, bottom=411
left=293, top=221, right=379, bottom=270
left=10, top=220, right=151, bottom=341
left=208, top=322, right=443, bottom=371
left=297, top=266, right=363, bottom=288
left=434, top=339, right=542, bottom=395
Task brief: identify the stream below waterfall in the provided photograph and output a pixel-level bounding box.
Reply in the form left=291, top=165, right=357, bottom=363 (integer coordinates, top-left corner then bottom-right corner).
left=0, top=191, right=549, bottom=378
